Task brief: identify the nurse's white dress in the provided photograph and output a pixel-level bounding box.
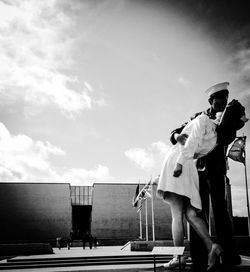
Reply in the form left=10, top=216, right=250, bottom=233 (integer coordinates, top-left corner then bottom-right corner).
left=157, top=113, right=218, bottom=210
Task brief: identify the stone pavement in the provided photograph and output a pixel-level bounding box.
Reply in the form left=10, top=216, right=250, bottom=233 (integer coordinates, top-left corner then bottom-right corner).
left=0, top=246, right=250, bottom=271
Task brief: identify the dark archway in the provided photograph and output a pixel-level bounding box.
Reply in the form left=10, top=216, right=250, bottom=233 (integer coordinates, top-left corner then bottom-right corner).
left=72, top=205, right=92, bottom=239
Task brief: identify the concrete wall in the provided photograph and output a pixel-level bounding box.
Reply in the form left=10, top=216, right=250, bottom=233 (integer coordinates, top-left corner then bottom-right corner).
left=0, top=183, right=72, bottom=242
left=0, top=182, right=176, bottom=243
left=91, top=183, right=173, bottom=241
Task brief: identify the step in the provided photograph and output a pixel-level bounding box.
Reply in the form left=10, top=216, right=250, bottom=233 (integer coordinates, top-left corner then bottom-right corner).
left=0, top=255, right=188, bottom=270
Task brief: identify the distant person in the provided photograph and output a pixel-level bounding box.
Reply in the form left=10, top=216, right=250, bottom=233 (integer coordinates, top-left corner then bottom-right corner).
left=76, top=229, right=80, bottom=239
left=67, top=230, right=74, bottom=250
left=93, top=236, right=99, bottom=248
left=56, top=237, right=62, bottom=250
left=86, top=231, right=93, bottom=249
left=82, top=232, right=86, bottom=249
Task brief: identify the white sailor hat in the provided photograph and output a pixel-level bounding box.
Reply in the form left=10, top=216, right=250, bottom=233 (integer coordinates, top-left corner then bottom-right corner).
left=205, top=82, right=229, bottom=97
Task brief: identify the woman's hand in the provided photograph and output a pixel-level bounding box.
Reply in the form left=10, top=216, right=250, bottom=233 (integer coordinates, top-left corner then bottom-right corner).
left=173, top=163, right=183, bottom=177
left=240, top=115, right=249, bottom=123
left=193, top=153, right=199, bottom=159
left=176, top=133, right=188, bottom=145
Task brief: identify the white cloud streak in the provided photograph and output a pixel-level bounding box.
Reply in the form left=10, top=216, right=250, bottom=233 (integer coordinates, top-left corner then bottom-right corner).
left=0, top=122, right=65, bottom=180
left=0, top=0, right=106, bottom=118
left=125, top=148, right=154, bottom=171
left=0, top=122, right=113, bottom=184
left=125, top=141, right=170, bottom=172
left=61, top=165, right=114, bottom=186
left=178, top=76, right=190, bottom=88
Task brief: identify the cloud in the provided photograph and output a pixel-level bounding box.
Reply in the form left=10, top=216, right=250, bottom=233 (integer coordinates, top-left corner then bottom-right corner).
left=151, top=141, right=171, bottom=154
left=125, top=148, right=154, bottom=171
left=0, top=0, right=106, bottom=118
left=0, top=122, right=65, bottom=180
left=125, top=141, right=170, bottom=172
left=0, top=122, right=113, bottom=184
left=234, top=48, right=250, bottom=83
left=178, top=76, right=190, bottom=88
left=61, top=165, right=115, bottom=186
left=229, top=47, right=250, bottom=118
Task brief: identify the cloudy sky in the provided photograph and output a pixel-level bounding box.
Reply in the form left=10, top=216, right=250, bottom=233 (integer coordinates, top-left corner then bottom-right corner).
left=0, top=0, right=250, bottom=216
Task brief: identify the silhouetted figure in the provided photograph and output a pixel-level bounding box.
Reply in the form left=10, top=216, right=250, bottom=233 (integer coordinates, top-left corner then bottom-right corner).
left=82, top=232, right=86, bottom=249
left=86, top=231, right=93, bottom=249
left=56, top=237, right=62, bottom=250
left=67, top=230, right=74, bottom=250
left=76, top=229, right=80, bottom=239
left=93, top=236, right=99, bottom=248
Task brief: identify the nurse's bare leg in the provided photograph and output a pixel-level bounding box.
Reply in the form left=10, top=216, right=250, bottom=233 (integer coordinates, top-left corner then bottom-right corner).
left=185, top=201, right=212, bottom=251
left=167, top=192, right=185, bottom=246
left=185, top=201, right=223, bottom=270
left=163, top=192, right=186, bottom=269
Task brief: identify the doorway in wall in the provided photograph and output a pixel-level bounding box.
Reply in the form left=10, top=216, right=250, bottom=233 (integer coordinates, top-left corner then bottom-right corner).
left=72, top=205, right=92, bottom=239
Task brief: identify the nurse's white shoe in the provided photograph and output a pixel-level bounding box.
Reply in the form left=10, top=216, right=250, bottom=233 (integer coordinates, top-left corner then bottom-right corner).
left=163, top=256, right=186, bottom=270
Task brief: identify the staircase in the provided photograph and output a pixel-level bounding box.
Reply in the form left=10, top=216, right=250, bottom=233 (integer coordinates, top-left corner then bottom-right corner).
left=0, top=254, right=191, bottom=270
